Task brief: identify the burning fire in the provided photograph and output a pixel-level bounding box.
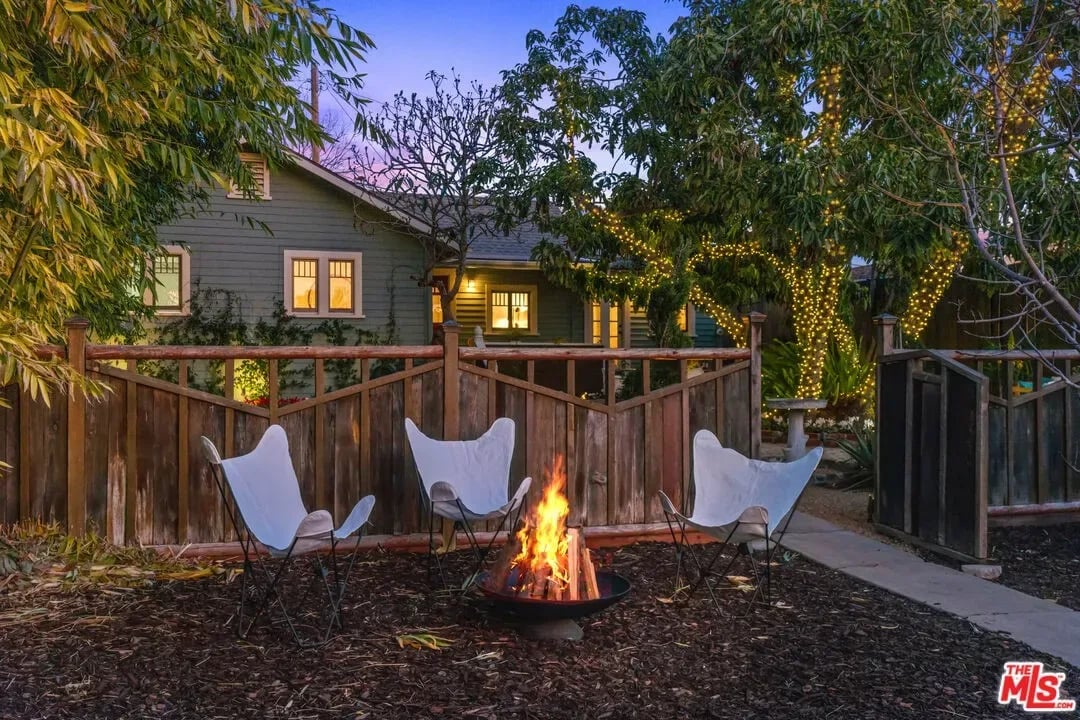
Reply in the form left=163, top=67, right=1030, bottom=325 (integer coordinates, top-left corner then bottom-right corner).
left=488, top=455, right=600, bottom=601
left=513, top=456, right=570, bottom=589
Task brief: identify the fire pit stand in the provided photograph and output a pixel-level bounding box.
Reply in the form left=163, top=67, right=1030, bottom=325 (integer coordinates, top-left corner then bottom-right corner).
left=477, top=568, right=631, bottom=641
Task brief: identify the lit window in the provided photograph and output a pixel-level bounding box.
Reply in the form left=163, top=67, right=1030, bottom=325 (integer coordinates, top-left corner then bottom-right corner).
left=329, top=260, right=353, bottom=312
left=676, top=305, right=687, bottom=332
left=143, top=245, right=191, bottom=315
left=283, top=250, right=363, bottom=317
left=589, top=302, right=619, bottom=348
left=489, top=286, right=535, bottom=333
left=227, top=152, right=271, bottom=199
left=291, top=259, right=318, bottom=311
left=153, top=254, right=183, bottom=311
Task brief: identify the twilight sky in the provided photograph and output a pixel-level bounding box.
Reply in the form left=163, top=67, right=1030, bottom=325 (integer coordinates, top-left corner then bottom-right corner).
left=330, top=1, right=683, bottom=108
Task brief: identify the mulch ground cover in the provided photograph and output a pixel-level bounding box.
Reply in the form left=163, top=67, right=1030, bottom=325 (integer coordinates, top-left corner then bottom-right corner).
left=1, top=540, right=1076, bottom=719
left=989, top=523, right=1080, bottom=611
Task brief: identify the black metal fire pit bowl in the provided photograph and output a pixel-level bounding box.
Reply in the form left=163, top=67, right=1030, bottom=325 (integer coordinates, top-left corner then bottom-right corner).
left=477, top=569, right=631, bottom=622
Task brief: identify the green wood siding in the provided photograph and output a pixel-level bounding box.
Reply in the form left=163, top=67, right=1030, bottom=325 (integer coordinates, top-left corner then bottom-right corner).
left=453, top=268, right=584, bottom=343
left=155, top=163, right=430, bottom=343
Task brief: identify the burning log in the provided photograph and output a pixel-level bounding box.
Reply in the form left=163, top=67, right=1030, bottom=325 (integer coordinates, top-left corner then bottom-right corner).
left=529, top=565, right=551, bottom=599
left=489, top=532, right=522, bottom=592
left=582, top=547, right=600, bottom=601
left=566, top=528, right=581, bottom=601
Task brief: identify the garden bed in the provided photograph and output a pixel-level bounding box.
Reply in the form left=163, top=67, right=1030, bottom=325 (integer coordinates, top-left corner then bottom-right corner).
left=0, top=541, right=1074, bottom=719
left=988, top=523, right=1080, bottom=611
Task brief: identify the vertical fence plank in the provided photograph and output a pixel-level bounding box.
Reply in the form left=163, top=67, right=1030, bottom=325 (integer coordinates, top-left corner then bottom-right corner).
left=359, top=358, right=372, bottom=517
left=18, top=388, right=30, bottom=521
left=176, top=359, right=189, bottom=544
left=747, top=313, right=764, bottom=459
left=679, top=360, right=690, bottom=508
left=314, top=359, right=327, bottom=511
left=124, top=359, right=137, bottom=543
left=1035, top=363, right=1048, bottom=504
left=268, top=360, right=279, bottom=426
left=65, top=319, right=89, bottom=535
left=224, top=360, right=235, bottom=459
left=0, top=386, right=19, bottom=523
left=442, top=323, right=460, bottom=441
left=937, top=369, right=948, bottom=545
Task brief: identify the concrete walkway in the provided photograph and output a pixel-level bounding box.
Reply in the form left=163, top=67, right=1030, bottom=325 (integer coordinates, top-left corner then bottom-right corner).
left=781, top=512, right=1080, bottom=668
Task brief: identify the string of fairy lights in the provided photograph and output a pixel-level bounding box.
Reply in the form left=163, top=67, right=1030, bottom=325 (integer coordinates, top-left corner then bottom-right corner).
left=554, top=60, right=971, bottom=402
left=901, top=233, right=970, bottom=342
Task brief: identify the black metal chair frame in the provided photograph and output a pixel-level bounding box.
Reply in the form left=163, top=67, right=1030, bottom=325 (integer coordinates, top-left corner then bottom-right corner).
left=209, top=463, right=364, bottom=648
left=661, top=508, right=802, bottom=616
left=425, top=496, right=527, bottom=596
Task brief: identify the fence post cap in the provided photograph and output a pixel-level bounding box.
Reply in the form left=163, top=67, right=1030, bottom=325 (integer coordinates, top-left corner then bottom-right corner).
left=442, top=320, right=461, bottom=331
left=873, top=314, right=898, bottom=325
left=746, top=312, right=766, bottom=323
left=64, top=317, right=91, bottom=329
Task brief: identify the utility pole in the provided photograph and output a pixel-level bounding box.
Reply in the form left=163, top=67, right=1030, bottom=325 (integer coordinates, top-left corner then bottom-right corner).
left=310, top=64, right=321, bottom=164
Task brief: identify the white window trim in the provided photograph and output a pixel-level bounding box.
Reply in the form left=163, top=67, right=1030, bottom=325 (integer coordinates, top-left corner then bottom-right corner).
left=227, top=152, right=271, bottom=200
left=584, top=300, right=623, bottom=347
left=486, top=284, right=538, bottom=335
left=144, top=245, right=191, bottom=316
left=283, top=250, right=364, bottom=319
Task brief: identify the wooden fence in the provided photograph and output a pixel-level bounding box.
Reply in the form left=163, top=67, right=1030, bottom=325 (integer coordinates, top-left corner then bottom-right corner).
left=874, top=315, right=1080, bottom=561
left=0, top=316, right=763, bottom=548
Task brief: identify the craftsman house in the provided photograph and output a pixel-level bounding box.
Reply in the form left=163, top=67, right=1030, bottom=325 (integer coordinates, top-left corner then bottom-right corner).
left=148, top=150, right=726, bottom=348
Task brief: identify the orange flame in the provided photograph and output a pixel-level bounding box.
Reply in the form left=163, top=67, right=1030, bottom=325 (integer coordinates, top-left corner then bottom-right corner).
left=513, top=456, right=570, bottom=587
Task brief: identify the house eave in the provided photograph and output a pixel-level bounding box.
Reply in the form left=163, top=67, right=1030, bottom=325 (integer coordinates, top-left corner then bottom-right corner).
left=283, top=149, right=434, bottom=236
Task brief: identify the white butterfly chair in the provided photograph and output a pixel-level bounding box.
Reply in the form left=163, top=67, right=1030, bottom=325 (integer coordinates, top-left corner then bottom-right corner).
left=404, top=417, right=531, bottom=590
left=659, top=429, right=822, bottom=613
left=201, top=425, right=375, bottom=647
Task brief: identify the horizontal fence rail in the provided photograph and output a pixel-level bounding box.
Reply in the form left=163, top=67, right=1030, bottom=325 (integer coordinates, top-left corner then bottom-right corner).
left=1, top=317, right=764, bottom=549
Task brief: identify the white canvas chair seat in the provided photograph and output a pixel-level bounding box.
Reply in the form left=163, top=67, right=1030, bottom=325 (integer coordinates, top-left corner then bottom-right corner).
left=200, top=425, right=375, bottom=646
left=659, top=430, right=822, bottom=613
left=405, top=417, right=531, bottom=590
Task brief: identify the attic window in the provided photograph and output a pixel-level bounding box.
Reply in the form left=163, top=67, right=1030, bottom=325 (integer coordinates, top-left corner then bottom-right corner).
left=227, top=153, right=271, bottom=199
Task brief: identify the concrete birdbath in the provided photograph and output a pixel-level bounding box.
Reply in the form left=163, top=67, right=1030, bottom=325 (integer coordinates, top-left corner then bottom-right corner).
left=766, top=398, right=828, bottom=461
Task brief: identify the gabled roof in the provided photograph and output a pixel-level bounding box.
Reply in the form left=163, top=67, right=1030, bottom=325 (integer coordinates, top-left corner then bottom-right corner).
left=283, top=149, right=434, bottom=236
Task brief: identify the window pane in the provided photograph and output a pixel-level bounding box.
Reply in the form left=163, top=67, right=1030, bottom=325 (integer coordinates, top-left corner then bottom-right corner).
left=329, top=260, right=353, bottom=312
left=511, top=292, right=530, bottom=329
left=432, top=289, right=443, bottom=324
left=491, top=291, right=509, bottom=329
left=431, top=281, right=443, bottom=324
left=608, top=312, right=619, bottom=348
left=153, top=253, right=182, bottom=309
left=292, top=259, right=318, bottom=311
left=676, top=305, right=687, bottom=332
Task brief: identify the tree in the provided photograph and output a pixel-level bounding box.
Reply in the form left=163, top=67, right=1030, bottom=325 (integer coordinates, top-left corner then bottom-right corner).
left=843, top=0, right=1080, bottom=372
left=0, top=0, right=374, bottom=404
left=350, top=71, right=510, bottom=336
left=500, top=3, right=953, bottom=398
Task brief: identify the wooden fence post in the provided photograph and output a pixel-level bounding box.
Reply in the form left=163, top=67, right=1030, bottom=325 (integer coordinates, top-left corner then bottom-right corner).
left=747, top=312, right=765, bottom=459
left=442, top=321, right=460, bottom=441
left=874, top=314, right=898, bottom=356
left=872, top=314, right=898, bottom=527
left=65, top=318, right=90, bottom=536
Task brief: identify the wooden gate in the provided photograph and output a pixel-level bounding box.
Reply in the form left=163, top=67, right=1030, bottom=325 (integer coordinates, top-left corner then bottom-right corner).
left=875, top=315, right=1080, bottom=561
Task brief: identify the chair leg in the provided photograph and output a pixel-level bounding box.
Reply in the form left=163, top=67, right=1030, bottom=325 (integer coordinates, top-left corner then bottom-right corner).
left=426, top=505, right=449, bottom=591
